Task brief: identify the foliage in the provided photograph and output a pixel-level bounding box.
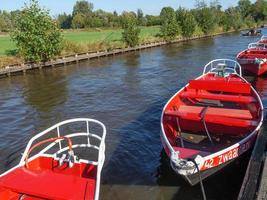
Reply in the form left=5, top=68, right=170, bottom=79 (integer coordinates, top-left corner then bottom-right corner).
left=238, top=0, right=252, bottom=17
left=244, top=15, right=256, bottom=28
left=145, top=15, right=161, bottom=26
left=121, top=12, right=140, bottom=47
left=160, top=7, right=180, bottom=40
left=72, top=0, right=93, bottom=16
left=11, top=0, right=63, bottom=62
left=72, top=13, right=86, bottom=28
left=225, top=7, right=243, bottom=31
left=57, top=13, right=72, bottom=29
left=176, top=8, right=197, bottom=37
left=193, top=6, right=216, bottom=34
left=251, top=0, right=267, bottom=21
left=137, top=9, right=146, bottom=26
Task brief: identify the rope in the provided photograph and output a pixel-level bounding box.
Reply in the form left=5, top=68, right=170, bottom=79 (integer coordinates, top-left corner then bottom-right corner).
left=188, top=158, right=207, bottom=200
left=24, top=136, right=73, bottom=168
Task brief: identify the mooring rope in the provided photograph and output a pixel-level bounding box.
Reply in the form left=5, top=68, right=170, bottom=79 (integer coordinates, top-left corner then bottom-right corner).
left=188, top=158, right=207, bottom=200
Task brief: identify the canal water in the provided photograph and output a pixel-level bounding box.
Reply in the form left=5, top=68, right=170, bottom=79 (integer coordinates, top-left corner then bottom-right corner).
left=0, top=30, right=266, bottom=200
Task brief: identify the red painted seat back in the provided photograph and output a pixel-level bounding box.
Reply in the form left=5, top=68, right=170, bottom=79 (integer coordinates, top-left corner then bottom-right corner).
left=189, top=79, right=251, bottom=94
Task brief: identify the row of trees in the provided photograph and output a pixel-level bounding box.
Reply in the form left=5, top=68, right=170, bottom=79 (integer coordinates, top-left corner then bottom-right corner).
left=57, top=6, right=160, bottom=29
left=1, top=0, right=267, bottom=32
left=5, top=0, right=267, bottom=63
left=159, top=0, right=267, bottom=40
left=58, top=0, right=267, bottom=32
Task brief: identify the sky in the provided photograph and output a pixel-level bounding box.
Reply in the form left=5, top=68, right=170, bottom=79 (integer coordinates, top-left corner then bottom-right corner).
left=0, top=0, right=256, bottom=16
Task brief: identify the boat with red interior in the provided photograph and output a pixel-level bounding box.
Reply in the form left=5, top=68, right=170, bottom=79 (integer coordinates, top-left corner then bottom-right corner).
left=236, top=42, right=267, bottom=76
left=0, top=118, right=106, bottom=200
left=160, top=59, right=263, bottom=186
left=258, top=35, right=267, bottom=44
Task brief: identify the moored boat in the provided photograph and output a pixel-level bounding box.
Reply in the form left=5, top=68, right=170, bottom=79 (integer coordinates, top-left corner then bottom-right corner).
left=236, top=43, right=267, bottom=76
left=258, top=35, right=267, bottom=44
left=160, top=59, right=263, bottom=186
left=0, top=118, right=106, bottom=200
left=241, top=29, right=262, bottom=36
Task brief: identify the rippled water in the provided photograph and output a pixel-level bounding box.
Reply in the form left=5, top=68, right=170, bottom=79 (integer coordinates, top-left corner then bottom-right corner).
left=0, top=30, right=266, bottom=200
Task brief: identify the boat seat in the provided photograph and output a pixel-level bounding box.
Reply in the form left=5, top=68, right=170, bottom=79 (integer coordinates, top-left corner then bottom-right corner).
left=0, top=167, right=96, bottom=200
left=180, top=90, right=256, bottom=103
left=189, top=79, right=251, bottom=94
left=165, top=105, right=257, bottom=128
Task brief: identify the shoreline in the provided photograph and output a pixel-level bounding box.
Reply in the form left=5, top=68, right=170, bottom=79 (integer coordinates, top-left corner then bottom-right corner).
left=0, top=30, right=237, bottom=78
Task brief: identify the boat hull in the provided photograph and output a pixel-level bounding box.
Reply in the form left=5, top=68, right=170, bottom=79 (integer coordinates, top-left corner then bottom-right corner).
left=161, top=130, right=258, bottom=185
left=237, top=59, right=267, bottom=76
left=160, top=66, right=263, bottom=186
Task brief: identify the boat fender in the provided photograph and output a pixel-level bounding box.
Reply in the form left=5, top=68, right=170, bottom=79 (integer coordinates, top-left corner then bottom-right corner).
left=170, top=151, right=180, bottom=164
left=194, top=155, right=205, bottom=170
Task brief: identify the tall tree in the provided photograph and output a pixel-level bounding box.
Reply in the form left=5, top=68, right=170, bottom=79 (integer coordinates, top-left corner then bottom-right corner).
left=72, top=0, right=93, bottom=16
left=238, top=0, right=252, bottom=18
left=57, top=13, right=72, bottom=29
left=121, top=12, right=140, bottom=47
left=160, top=7, right=180, bottom=40
left=176, top=8, right=197, bottom=37
left=251, top=0, right=267, bottom=21
left=11, top=0, right=62, bottom=61
left=193, top=6, right=216, bottom=34
left=137, top=8, right=146, bottom=25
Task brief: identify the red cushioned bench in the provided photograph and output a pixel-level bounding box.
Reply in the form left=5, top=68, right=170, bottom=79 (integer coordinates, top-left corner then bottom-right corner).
left=165, top=105, right=256, bottom=128
left=188, top=79, right=251, bottom=94
left=0, top=167, right=96, bottom=200
left=180, top=90, right=256, bottom=103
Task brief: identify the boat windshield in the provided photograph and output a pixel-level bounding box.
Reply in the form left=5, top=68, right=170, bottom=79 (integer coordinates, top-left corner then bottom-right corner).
left=248, top=43, right=267, bottom=50
left=261, top=35, right=267, bottom=40
left=202, top=59, right=242, bottom=77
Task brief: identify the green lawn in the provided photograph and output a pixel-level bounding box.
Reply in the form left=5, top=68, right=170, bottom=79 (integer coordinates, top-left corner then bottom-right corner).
left=0, top=36, right=16, bottom=56
left=0, top=26, right=160, bottom=56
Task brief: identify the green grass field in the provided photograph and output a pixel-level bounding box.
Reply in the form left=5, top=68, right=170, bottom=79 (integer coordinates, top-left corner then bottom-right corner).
left=0, top=26, right=160, bottom=56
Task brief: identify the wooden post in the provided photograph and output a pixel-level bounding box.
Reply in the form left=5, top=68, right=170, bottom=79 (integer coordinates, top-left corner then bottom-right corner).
left=238, top=126, right=267, bottom=200
left=257, top=153, right=267, bottom=200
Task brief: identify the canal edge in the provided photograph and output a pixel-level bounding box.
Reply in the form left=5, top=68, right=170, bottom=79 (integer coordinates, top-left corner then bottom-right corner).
left=0, top=30, right=237, bottom=78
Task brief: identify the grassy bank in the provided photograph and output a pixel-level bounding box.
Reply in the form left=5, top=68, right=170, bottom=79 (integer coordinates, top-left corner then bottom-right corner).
left=0, top=25, right=238, bottom=68
left=0, top=26, right=160, bottom=56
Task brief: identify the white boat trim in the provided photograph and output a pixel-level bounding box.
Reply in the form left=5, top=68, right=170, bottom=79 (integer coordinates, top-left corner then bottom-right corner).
left=160, top=59, right=264, bottom=177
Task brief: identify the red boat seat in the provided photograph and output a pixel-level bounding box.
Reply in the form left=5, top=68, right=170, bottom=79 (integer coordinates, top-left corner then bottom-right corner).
left=165, top=105, right=257, bottom=128
left=189, top=79, right=251, bottom=94
left=180, top=90, right=256, bottom=103
left=0, top=167, right=96, bottom=200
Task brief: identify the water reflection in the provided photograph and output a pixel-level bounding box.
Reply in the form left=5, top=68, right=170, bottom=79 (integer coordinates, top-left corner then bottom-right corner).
left=22, top=69, right=68, bottom=113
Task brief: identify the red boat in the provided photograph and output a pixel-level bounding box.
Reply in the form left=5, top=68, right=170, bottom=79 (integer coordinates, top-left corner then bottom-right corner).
left=0, top=118, right=106, bottom=200
left=258, top=35, right=267, bottom=44
left=236, top=42, right=267, bottom=76
left=161, top=59, right=263, bottom=185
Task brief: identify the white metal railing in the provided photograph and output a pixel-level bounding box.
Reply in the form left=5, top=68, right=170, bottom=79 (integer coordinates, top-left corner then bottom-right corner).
left=248, top=42, right=267, bottom=50
left=202, top=59, right=242, bottom=77
left=260, top=35, right=267, bottom=40
left=18, top=118, right=106, bottom=200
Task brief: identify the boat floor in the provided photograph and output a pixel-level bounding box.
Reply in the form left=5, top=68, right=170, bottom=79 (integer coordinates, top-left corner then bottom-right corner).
left=176, top=131, right=242, bottom=154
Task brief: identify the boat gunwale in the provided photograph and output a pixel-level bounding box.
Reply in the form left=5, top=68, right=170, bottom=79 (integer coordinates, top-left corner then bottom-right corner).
left=160, top=67, right=264, bottom=174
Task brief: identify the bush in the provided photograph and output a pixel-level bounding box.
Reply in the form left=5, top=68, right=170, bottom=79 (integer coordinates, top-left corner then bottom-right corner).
left=176, top=8, right=196, bottom=38
left=11, top=0, right=63, bottom=62
left=160, top=7, right=180, bottom=41
left=121, top=13, right=140, bottom=47
left=194, top=7, right=216, bottom=34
